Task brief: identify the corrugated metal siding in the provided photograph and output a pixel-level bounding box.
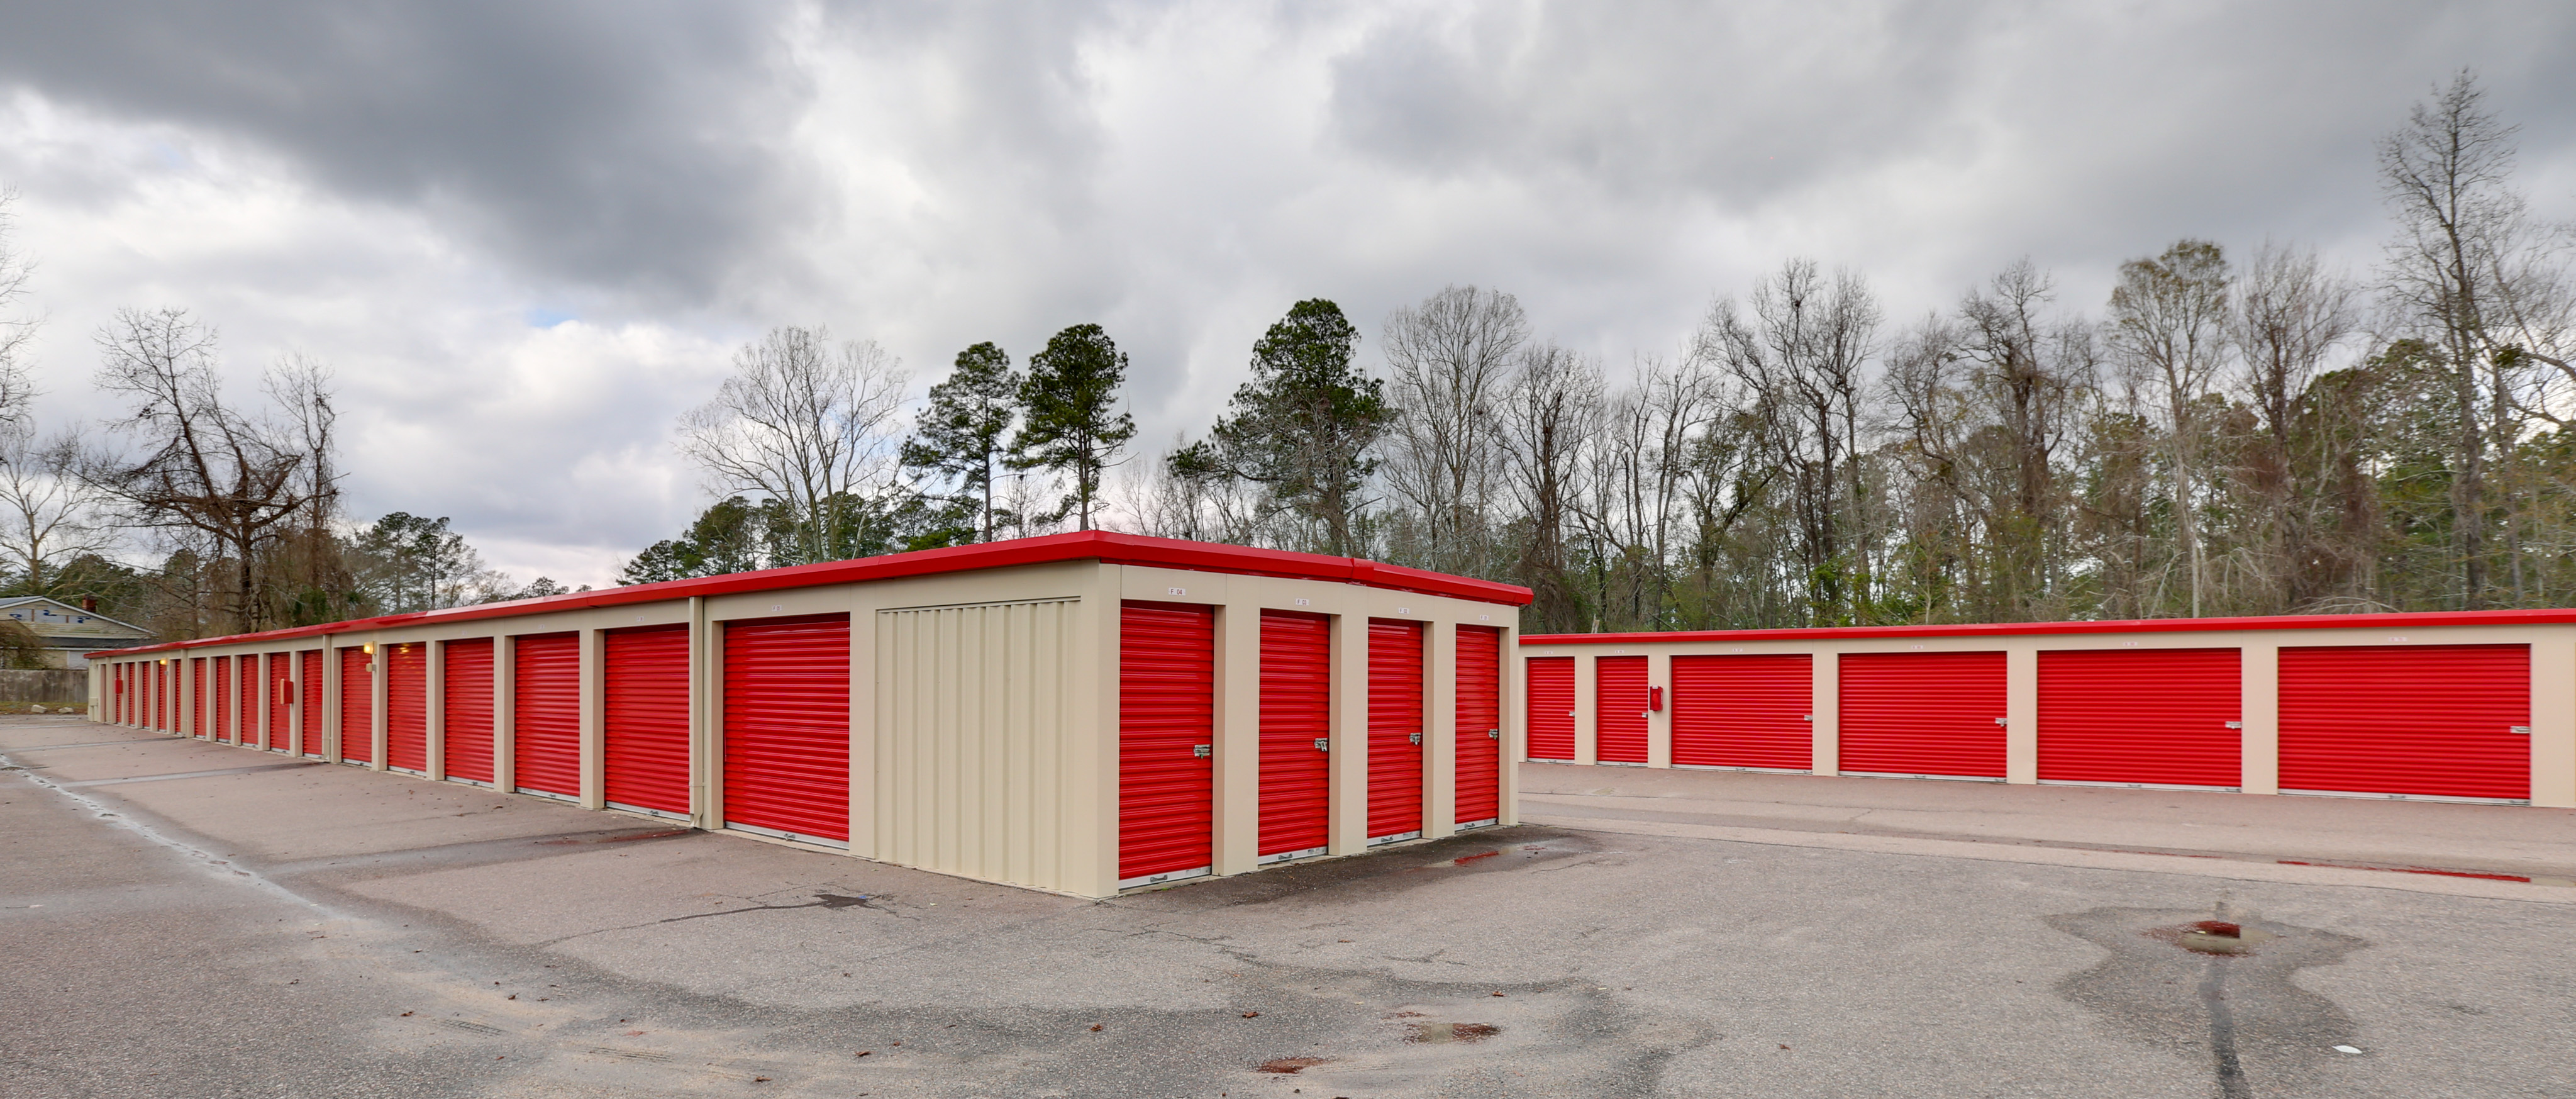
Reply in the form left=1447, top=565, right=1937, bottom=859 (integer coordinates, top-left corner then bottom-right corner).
left=2279, top=644, right=2530, bottom=801
left=604, top=625, right=691, bottom=817
left=1526, top=657, right=1575, bottom=761
left=1671, top=654, right=1812, bottom=770
left=386, top=643, right=430, bottom=773
left=2037, top=648, right=2240, bottom=788
left=512, top=632, right=582, bottom=798
left=1454, top=626, right=1504, bottom=825
left=1594, top=655, right=1650, bottom=764
left=266, top=654, right=294, bottom=752
left=339, top=647, right=374, bottom=763
left=1257, top=610, right=1331, bottom=859
left=235, top=656, right=258, bottom=748
left=441, top=639, right=496, bottom=784
left=299, top=651, right=323, bottom=756
left=1117, top=602, right=1215, bottom=885
left=724, top=614, right=852, bottom=844
left=1838, top=650, right=2007, bottom=779
left=876, top=599, right=1081, bottom=890
left=1367, top=619, right=1426, bottom=840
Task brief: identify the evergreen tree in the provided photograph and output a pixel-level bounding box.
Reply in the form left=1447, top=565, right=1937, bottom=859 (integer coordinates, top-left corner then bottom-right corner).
left=1013, top=324, right=1136, bottom=530
left=901, top=342, right=1022, bottom=541
left=1170, top=299, right=1389, bottom=555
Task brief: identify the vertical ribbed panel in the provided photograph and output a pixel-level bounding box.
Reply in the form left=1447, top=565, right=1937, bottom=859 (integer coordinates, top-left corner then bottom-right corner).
left=265, top=654, right=293, bottom=752
left=724, top=614, right=852, bottom=843
left=1526, top=657, right=1575, bottom=761
left=1454, top=626, right=1504, bottom=823
left=2037, top=648, right=2241, bottom=788
left=1838, top=650, right=2007, bottom=779
left=1367, top=619, right=1426, bottom=840
left=512, top=632, right=582, bottom=798
left=235, top=656, right=257, bottom=748
left=877, top=600, right=1080, bottom=890
left=299, top=651, right=323, bottom=756
left=441, top=639, right=496, bottom=784
left=339, top=647, right=374, bottom=763
left=604, top=625, right=692, bottom=817
left=1671, top=654, right=1812, bottom=770
left=2280, top=644, right=2530, bottom=800
left=386, top=642, right=429, bottom=772
left=1257, top=610, right=1331, bottom=858
left=1118, top=601, right=1215, bottom=885
left=1594, top=655, right=1649, bottom=764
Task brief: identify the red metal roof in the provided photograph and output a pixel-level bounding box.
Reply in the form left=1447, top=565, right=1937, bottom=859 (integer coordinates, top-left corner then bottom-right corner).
left=1521, top=607, right=2576, bottom=645
left=96, top=531, right=1533, bottom=657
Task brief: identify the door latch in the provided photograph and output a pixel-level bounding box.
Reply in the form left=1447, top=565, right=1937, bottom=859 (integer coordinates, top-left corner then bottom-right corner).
left=1994, top=717, right=2008, bottom=727
left=1487, top=728, right=1500, bottom=739
left=1191, top=744, right=1212, bottom=759
left=1408, top=732, right=1423, bottom=746
left=2511, top=725, right=2533, bottom=735
left=2224, top=721, right=2243, bottom=729
left=1314, top=738, right=1330, bottom=752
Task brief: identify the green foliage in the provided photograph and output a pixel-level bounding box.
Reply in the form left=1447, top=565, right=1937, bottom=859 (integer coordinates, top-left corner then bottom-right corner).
left=1169, top=299, right=1389, bottom=556
left=1013, top=324, right=1136, bottom=530
left=620, top=492, right=974, bottom=585
left=901, top=342, right=1022, bottom=541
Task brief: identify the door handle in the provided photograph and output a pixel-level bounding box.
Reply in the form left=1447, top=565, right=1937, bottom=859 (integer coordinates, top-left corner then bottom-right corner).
left=1408, top=732, right=1423, bottom=746
left=1191, top=744, right=1211, bottom=759
left=1314, top=738, right=1330, bottom=752
left=1487, top=728, right=1500, bottom=739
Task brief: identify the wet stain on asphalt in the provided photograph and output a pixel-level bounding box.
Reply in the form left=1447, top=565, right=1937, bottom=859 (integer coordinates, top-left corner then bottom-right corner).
left=653, top=891, right=882, bottom=924
left=2045, top=905, right=2365, bottom=1097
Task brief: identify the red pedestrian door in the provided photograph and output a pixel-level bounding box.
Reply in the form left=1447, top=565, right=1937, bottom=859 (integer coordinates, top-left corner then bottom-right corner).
left=605, top=625, right=691, bottom=819
left=1526, top=657, right=1575, bottom=761
left=1594, top=655, right=1649, bottom=764
left=442, top=639, right=497, bottom=786
left=513, top=632, right=582, bottom=800
left=1367, top=620, right=1426, bottom=844
left=339, top=647, right=374, bottom=764
left=1837, top=651, right=2007, bottom=780
left=2279, top=645, right=2531, bottom=802
left=722, top=615, right=852, bottom=845
left=1257, top=610, right=1331, bottom=864
left=2037, top=649, right=2241, bottom=789
left=1670, top=654, right=1811, bottom=771
left=1118, top=603, right=1215, bottom=888
left=1455, top=627, right=1504, bottom=828
left=386, top=642, right=430, bottom=774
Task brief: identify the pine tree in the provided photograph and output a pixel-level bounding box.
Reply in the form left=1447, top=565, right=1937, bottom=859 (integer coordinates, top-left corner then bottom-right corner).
left=901, top=342, right=1021, bottom=541
left=1013, top=325, right=1136, bottom=530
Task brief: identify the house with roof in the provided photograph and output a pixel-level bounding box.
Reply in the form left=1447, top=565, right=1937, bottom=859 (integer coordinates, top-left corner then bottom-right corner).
left=0, top=596, right=154, bottom=669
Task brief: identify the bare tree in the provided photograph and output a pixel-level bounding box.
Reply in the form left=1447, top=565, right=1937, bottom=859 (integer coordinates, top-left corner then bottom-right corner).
left=0, top=428, right=113, bottom=595
left=678, top=326, right=909, bottom=566
left=0, top=190, right=33, bottom=430
left=2233, top=242, right=2359, bottom=610
left=2106, top=240, right=2233, bottom=616
left=1382, top=286, right=1527, bottom=576
left=1501, top=341, right=1602, bottom=631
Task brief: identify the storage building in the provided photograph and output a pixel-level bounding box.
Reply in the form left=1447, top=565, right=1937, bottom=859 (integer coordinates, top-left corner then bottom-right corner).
left=1521, top=611, right=2576, bottom=807
left=89, top=532, right=1531, bottom=897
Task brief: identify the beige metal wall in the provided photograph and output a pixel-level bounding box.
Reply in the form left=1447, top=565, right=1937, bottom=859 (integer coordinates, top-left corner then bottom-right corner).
left=1523, top=620, right=2576, bottom=808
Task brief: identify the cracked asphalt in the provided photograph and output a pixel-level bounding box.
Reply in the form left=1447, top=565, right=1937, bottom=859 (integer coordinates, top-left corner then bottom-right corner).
left=6, top=717, right=2575, bottom=1097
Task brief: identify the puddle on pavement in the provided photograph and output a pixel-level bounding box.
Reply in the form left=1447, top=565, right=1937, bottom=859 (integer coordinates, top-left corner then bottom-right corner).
left=2045, top=904, right=2365, bottom=1098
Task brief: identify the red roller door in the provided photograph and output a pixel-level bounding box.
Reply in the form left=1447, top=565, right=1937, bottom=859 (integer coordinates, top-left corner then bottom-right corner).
left=339, top=647, right=374, bottom=764
left=1527, top=657, right=1575, bottom=761
left=266, top=655, right=294, bottom=752
left=1257, top=610, right=1330, bottom=862
left=1455, top=626, right=1504, bottom=827
left=1672, top=654, right=1812, bottom=771
left=192, top=657, right=209, bottom=738
left=2038, top=648, right=2241, bottom=789
left=513, top=632, right=582, bottom=800
left=723, top=614, right=851, bottom=845
left=1838, top=651, right=2006, bottom=779
left=299, top=651, right=323, bottom=757
left=442, top=639, right=496, bottom=785
left=1118, top=603, right=1214, bottom=886
left=1367, top=620, right=1426, bottom=843
left=2280, top=645, right=2530, bottom=802
left=386, top=642, right=429, bottom=773
left=235, top=656, right=257, bottom=748
left=605, top=625, right=691, bottom=818
left=1595, top=655, right=1649, bottom=764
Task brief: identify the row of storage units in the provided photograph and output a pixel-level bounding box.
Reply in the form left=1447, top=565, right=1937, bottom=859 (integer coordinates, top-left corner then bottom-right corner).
left=1521, top=611, right=2576, bottom=806
left=91, top=532, right=1530, bottom=897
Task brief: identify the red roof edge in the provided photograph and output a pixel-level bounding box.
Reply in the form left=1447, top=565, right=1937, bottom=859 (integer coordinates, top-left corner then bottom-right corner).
left=94, top=530, right=1533, bottom=658
left=1519, top=606, right=2576, bottom=645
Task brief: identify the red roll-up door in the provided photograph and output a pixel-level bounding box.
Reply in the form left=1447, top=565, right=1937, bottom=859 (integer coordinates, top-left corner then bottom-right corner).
left=215, top=657, right=234, bottom=742
left=722, top=614, right=850, bottom=845
left=386, top=642, right=428, bottom=773
left=1257, top=610, right=1330, bottom=862
left=1455, top=626, right=1504, bottom=827
left=1595, top=655, right=1649, bottom=764
left=235, top=656, right=257, bottom=748
left=1367, top=619, right=1426, bottom=842
left=1118, top=602, right=1214, bottom=886
left=605, top=625, right=691, bottom=818
left=442, top=639, right=496, bottom=784
left=2037, top=648, right=2241, bottom=789
left=192, top=657, right=209, bottom=738
left=340, top=647, right=374, bottom=764
left=1838, top=651, right=2007, bottom=779
left=2280, top=645, right=2530, bottom=801
left=513, top=632, right=581, bottom=800
left=1527, top=657, right=1575, bottom=761
left=1672, top=654, right=1812, bottom=771
left=266, top=655, right=294, bottom=752
left=299, top=651, right=323, bottom=757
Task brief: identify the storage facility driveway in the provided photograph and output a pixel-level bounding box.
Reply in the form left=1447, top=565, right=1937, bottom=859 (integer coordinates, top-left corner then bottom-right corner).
left=7, top=720, right=2573, bottom=1098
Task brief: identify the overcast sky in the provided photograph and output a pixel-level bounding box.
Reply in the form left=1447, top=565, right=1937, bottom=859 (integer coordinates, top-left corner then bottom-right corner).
left=2, top=1, right=2572, bottom=588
